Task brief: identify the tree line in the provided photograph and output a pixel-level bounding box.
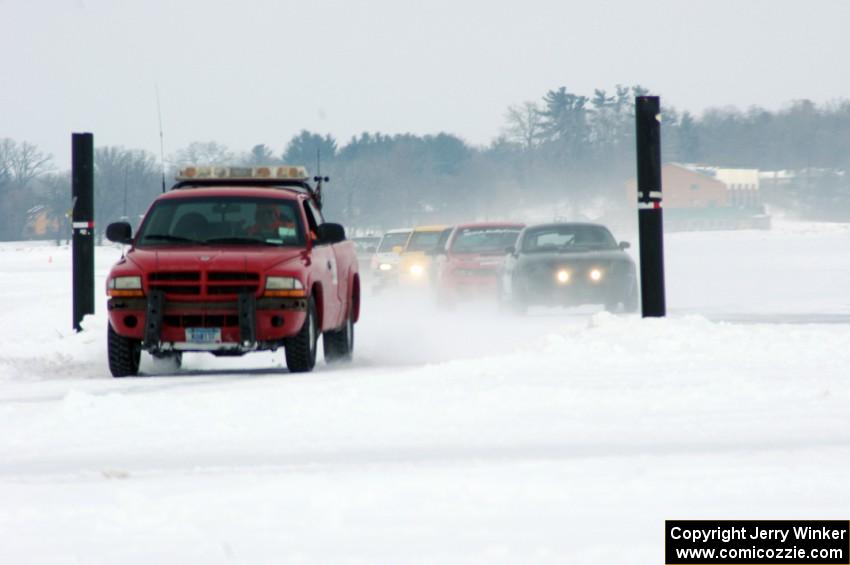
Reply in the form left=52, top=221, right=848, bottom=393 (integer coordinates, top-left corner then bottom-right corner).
left=3, top=86, right=850, bottom=240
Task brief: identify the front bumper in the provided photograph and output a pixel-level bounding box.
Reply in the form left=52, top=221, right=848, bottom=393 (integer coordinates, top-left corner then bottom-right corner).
left=524, top=277, right=631, bottom=306
left=108, top=292, right=307, bottom=353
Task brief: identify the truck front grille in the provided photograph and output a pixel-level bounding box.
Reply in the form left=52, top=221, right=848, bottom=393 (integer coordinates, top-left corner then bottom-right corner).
left=149, top=271, right=260, bottom=299
left=163, top=314, right=239, bottom=327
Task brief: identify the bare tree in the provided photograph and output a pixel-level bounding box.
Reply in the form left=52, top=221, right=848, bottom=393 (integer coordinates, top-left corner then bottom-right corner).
left=502, top=102, right=541, bottom=151
left=10, top=142, right=53, bottom=187
left=0, top=138, right=54, bottom=240
left=95, top=146, right=160, bottom=225
left=171, top=141, right=235, bottom=167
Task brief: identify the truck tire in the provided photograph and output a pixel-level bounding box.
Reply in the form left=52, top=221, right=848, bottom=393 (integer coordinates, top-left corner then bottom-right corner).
left=108, top=324, right=141, bottom=377
left=323, top=307, right=354, bottom=363
left=285, top=296, right=318, bottom=372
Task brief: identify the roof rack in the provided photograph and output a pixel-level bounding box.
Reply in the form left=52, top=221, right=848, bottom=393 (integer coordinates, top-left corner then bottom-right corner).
left=176, top=165, right=309, bottom=181
left=171, top=165, right=329, bottom=208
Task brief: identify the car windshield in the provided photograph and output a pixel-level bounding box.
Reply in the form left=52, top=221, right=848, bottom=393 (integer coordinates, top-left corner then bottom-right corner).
left=377, top=232, right=411, bottom=253
left=450, top=227, right=521, bottom=254
left=522, top=225, right=617, bottom=253
left=406, top=231, right=444, bottom=252
left=135, top=196, right=306, bottom=248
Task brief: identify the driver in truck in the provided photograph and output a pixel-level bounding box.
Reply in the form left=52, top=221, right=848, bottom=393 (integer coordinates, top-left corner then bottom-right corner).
left=248, top=202, right=296, bottom=240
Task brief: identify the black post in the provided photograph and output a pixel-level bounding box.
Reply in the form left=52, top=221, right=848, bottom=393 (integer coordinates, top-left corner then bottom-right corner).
left=635, top=96, right=666, bottom=317
left=72, top=133, right=95, bottom=332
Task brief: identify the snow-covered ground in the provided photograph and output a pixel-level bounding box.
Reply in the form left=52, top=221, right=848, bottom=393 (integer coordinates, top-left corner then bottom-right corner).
left=1, top=222, right=850, bottom=564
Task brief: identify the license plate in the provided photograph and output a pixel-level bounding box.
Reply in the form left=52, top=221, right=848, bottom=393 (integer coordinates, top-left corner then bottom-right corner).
left=185, top=327, right=222, bottom=343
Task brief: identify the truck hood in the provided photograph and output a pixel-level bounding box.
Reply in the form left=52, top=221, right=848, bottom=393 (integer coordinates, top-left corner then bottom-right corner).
left=125, top=246, right=306, bottom=273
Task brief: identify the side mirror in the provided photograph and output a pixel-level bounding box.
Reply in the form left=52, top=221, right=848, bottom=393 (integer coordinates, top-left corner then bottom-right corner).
left=106, top=221, right=133, bottom=245
left=316, top=222, right=346, bottom=245
left=618, top=241, right=631, bottom=250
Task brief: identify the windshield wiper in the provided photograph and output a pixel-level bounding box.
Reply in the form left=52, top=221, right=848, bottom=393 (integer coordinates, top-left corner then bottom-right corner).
left=142, top=234, right=206, bottom=244
left=204, top=236, right=279, bottom=246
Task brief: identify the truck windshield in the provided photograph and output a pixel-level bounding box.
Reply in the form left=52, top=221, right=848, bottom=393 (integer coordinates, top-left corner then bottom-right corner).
left=135, top=197, right=306, bottom=248
left=450, top=227, right=521, bottom=254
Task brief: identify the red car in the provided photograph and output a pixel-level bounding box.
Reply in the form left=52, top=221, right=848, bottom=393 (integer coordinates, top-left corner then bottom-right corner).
left=104, top=166, right=360, bottom=377
left=433, top=222, right=524, bottom=304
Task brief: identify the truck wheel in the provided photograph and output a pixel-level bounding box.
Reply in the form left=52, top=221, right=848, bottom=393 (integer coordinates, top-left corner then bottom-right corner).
left=285, top=296, right=318, bottom=372
left=323, top=308, right=354, bottom=363
left=108, top=324, right=141, bottom=377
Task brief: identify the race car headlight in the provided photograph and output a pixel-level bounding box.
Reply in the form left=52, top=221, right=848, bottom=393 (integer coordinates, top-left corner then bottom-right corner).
left=265, top=276, right=306, bottom=297
left=556, top=269, right=570, bottom=284
left=589, top=268, right=603, bottom=282
left=379, top=263, right=393, bottom=271
left=107, top=275, right=143, bottom=297
left=410, top=264, right=424, bottom=276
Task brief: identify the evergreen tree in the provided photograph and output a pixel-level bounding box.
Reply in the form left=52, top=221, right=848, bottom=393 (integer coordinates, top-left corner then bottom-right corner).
left=246, top=144, right=277, bottom=165
left=282, top=131, right=337, bottom=168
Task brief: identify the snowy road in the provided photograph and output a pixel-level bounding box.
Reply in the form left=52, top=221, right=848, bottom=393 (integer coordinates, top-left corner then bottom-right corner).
left=1, top=222, right=850, bottom=563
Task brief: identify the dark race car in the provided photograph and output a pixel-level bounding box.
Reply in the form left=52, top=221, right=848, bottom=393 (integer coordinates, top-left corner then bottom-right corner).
left=499, top=222, right=637, bottom=313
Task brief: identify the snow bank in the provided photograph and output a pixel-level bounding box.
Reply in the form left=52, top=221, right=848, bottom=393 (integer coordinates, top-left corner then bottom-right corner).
left=1, top=225, right=850, bottom=564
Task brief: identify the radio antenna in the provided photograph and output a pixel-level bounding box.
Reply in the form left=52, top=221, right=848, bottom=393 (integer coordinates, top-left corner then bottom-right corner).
left=313, top=147, right=329, bottom=209
left=156, top=85, right=166, bottom=193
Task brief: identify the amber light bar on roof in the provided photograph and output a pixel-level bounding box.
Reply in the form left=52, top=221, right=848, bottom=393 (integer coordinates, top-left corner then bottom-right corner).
left=176, top=165, right=309, bottom=181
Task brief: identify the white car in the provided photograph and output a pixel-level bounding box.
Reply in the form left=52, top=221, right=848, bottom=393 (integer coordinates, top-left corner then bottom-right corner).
left=370, top=228, right=412, bottom=290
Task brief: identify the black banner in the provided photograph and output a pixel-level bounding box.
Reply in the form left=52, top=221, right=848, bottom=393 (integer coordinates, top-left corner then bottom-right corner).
left=666, top=520, right=849, bottom=564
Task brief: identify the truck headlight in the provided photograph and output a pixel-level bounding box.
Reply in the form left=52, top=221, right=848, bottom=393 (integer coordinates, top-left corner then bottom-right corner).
left=379, top=263, right=393, bottom=271
left=410, top=264, right=424, bottom=276
left=107, top=276, right=143, bottom=297
left=265, top=276, right=306, bottom=297
left=589, top=268, right=603, bottom=282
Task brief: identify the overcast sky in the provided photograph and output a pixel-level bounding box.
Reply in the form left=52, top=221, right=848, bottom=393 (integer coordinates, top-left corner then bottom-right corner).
left=3, top=0, right=850, bottom=169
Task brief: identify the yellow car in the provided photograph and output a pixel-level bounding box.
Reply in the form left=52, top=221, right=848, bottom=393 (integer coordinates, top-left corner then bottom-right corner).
left=398, top=225, right=453, bottom=286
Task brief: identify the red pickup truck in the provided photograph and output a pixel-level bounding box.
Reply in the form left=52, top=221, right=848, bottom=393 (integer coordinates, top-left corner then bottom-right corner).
left=104, top=166, right=360, bottom=377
